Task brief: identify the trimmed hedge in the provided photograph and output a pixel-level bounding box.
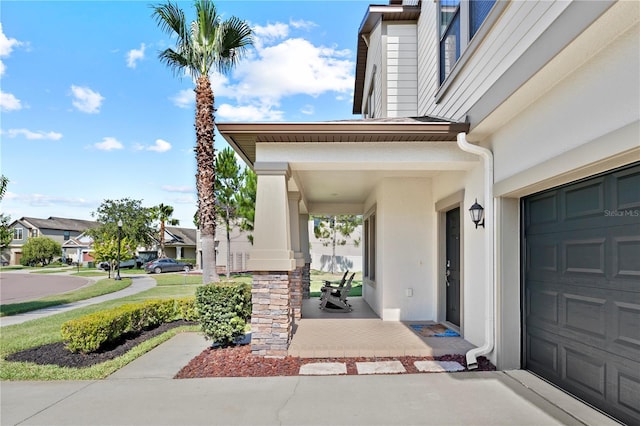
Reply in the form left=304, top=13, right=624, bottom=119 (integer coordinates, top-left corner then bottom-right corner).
left=61, top=298, right=196, bottom=354
left=195, top=282, right=251, bottom=346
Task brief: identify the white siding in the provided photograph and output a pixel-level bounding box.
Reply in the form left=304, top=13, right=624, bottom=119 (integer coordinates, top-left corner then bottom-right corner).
left=417, top=1, right=572, bottom=121
left=385, top=23, right=418, bottom=117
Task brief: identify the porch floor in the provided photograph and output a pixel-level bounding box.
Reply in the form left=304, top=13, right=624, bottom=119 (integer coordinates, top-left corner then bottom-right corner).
left=288, top=297, right=476, bottom=358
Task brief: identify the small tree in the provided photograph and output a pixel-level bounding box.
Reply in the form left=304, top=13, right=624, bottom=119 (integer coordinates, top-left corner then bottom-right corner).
left=21, top=236, right=62, bottom=266
left=92, top=234, right=135, bottom=279
left=0, top=213, right=11, bottom=251
left=313, top=215, right=362, bottom=274
left=215, top=147, right=242, bottom=278
left=88, top=198, right=155, bottom=248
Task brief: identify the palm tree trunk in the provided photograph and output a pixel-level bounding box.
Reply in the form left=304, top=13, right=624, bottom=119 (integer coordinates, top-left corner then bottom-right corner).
left=159, top=220, right=165, bottom=258
left=195, top=75, right=219, bottom=283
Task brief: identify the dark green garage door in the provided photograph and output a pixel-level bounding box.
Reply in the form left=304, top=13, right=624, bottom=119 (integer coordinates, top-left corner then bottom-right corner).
left=523, top=162, right=640, bottom=425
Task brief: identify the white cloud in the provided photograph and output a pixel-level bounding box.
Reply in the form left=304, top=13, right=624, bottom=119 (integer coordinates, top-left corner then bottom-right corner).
left=70, top=85, right=104, bottom=113
left=147, top=139, right=172, bottom=152
left=0, top=23, right=22, bottom=76
left=300, top=104, right=314, bottom=115
left=162, top=185, right=194, bottom=193
left=217, top=103, right=284, bottom=122
left=289, top=19, right=317, bottom=30
left=232, top=38, right=353, bottom=100
left=4, top=191, right=92, bottom=208
left=126, top=43, right=146, bottom=68
left=252, top=22, right=289, bottom=47
left=94, top=137, right=123, bottom=151
left=170, top=89, right=194, bottom=109
left=0, top=90, right=22, bottom=112
left=5, top=128, right=62, bottom=140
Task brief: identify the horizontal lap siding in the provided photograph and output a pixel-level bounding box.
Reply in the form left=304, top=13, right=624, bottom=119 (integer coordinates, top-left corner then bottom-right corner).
left=386, top=23, right=417, bottom=118
left=417, top=1, right=569, bottom=121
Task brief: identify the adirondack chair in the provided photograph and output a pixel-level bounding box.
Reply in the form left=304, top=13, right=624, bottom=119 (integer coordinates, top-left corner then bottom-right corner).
left=319, top=270, right=349, bottom=302
left=320, top=272, right=355, bottom=312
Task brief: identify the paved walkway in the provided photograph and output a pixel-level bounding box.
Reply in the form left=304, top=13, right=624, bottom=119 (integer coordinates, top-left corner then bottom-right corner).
left=0, top=273, right=156, bottom=327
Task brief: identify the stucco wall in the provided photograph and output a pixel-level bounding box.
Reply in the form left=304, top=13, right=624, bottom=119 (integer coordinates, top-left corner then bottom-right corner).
left=377, top=177, right=435, bottom=321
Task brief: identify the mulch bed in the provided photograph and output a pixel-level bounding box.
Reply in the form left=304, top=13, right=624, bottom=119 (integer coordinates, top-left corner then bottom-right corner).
left=175, top=345, right=496, bottom=378
left=7, top=322, right=496, bottom=376
left=6, top=320, right=195, bottom=368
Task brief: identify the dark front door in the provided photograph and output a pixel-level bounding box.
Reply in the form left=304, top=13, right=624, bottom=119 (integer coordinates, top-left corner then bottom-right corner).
left=523, top=162, right=640, bottom=425
left=446, top=207, right=461, bottom=327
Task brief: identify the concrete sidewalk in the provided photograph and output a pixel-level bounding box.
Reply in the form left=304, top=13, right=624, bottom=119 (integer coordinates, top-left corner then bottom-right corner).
left=1, top=332, right=620, bottom=426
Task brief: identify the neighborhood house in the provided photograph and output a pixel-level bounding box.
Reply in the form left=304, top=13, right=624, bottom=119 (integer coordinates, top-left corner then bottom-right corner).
left=218, top=1, right=640, bottom=424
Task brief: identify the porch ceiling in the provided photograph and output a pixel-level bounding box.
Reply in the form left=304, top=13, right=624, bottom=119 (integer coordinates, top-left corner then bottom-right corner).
left=217, top=118, right=472, bottom=215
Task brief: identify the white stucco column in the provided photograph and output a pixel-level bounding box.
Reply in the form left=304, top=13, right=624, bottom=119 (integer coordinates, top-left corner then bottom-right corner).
left=248, top=162, right=296, bottom=271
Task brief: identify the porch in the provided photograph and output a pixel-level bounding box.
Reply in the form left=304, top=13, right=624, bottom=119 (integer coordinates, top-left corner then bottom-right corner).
left=288, top=297, right=476, bottom=358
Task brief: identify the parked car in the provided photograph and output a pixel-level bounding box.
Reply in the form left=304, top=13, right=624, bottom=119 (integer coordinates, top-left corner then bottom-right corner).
left=98, top=257, right=141, bottom=271
left=144, top=258, right=192, bottom=274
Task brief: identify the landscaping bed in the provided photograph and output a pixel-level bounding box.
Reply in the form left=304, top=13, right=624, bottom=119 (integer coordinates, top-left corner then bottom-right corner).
left=7, top=320, right=194, bottom=368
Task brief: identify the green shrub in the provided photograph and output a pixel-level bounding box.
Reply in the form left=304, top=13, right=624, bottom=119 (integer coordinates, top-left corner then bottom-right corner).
left=60, top=298, right=196, bottom=354
left=195, top=282, right=251, bottom=346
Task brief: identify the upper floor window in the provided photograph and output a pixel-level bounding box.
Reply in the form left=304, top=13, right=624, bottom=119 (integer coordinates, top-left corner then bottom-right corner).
left=440, top=0, right=496, bottom=83
left=13, top=228, right=23, bottom=240
left=64, top=231, right=70, bottom=241
left=32, top=229, right=39, bottom=238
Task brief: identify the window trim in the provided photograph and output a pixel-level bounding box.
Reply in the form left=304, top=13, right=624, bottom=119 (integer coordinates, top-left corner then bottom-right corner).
left=13, top=228, right=23, bottom=240
left=435, top=0, right=507, bottom=103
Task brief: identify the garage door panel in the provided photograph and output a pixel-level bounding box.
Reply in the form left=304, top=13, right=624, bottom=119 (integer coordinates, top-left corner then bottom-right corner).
left=524, top=162, right=640, bottom=425
left=562, top=346, right=606, bottom=399
left=613, top=235, right=640, bottom=278
left=564, top=294, right=607, bottom=338
left=526, top=285, right=559, bottom=325
left=526, top=329, right=559, bottom=375
left=615, top=368, right=640, bottom=419
left=613, top=166, right=640, bottom=210
left=563, top=178, right=605, bottom=220
left=564, top=238, right=606, bottom=275
left=614, top=301, right=640, bottom=351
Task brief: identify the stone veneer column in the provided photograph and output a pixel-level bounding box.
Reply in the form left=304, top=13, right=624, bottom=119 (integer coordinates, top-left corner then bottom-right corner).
left=289, top=267, right=303, bottom=321
left=299, top=213, right=312, bottom=299
left=251, top=272, right=291, bottom=358
left=302, top=263, right=311, bottom=299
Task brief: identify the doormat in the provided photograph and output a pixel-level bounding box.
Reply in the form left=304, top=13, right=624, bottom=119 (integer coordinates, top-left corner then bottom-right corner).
left=409, top=324, right=460, bottom=337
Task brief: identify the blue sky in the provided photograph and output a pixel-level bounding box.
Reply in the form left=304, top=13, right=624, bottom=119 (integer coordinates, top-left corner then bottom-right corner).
left=0, top=0, right=370, bottom=227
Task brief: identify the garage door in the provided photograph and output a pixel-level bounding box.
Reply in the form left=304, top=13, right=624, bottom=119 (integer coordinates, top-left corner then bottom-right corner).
left=523, top=162, right=640, bottom=425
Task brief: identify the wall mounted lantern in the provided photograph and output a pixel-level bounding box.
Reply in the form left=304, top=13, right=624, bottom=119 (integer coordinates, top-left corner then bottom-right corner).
left=469, top=199, right=485, bottom=229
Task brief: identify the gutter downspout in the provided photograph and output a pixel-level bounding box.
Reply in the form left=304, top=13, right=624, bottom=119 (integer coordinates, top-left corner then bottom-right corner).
left=457, top=132, right=495, bottom=370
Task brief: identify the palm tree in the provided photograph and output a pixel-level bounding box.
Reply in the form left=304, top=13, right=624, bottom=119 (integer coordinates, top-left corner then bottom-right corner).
left=151, top=203, right=180, bottom=258
left=151, top=0, right=253, bottom=283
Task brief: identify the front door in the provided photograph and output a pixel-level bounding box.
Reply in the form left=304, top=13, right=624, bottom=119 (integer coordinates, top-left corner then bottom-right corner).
left=446, top=208, right=461, bottom=327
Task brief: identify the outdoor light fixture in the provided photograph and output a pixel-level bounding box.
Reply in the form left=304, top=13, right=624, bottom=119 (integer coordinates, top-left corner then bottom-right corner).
left=115, top=219, right=123, bottom=280
left=469, top=199, right=485, bottom=229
